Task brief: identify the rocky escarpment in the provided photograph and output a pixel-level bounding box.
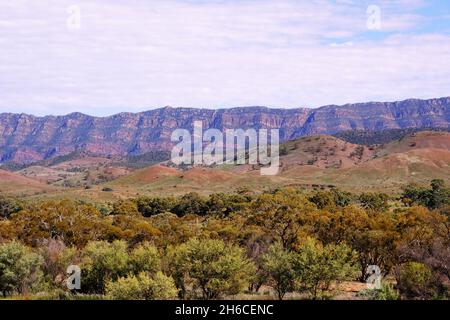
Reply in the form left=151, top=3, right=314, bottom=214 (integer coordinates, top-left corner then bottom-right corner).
left=0, top=97, right=449, bottom=164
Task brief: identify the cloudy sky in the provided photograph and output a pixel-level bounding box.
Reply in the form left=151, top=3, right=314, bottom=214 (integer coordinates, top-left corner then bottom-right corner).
left=0, top=0, right=449, bottom=116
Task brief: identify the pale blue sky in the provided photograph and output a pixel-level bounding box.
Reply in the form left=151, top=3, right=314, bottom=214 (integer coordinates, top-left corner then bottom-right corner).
left=0, top=0, right=449, bottom=116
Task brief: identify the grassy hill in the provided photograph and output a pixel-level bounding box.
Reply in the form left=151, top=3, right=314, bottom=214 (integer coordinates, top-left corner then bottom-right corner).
left=3, top=131, right=449, bottom=201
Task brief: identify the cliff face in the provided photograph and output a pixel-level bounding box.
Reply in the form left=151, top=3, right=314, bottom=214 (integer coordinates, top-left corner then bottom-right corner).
left=1, top=97, right=449, bottom=164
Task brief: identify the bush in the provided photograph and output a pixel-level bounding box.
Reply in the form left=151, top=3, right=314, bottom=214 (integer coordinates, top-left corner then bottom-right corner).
left=397, top=262, right=440, bottom=299
left=106, top=272, right=178, bottom=300
left=172, top=193, right=208, bottom=216
left=0, top=197, right=22, bottom=220
left=168, top=238, right=255, bottom=299
left=38, top=239, right=78, bottom=288
left=0, top=241, right=43, bottom=296
left=358, top=282, right=399, bottom=300
left=293, top=238, right=358, bottom=299
left=111, top=200, right=140, bottom=216
left=261, top=242, right=296, bottom=300
left=137, top=197, right=175, bottom=217
left=358, top=193, right=389, bottom=212
left=401, top=180, right=450, bottom=209
left=129, top=243, right=160, bottom=275
left=81, top=241, right=130, bottom=294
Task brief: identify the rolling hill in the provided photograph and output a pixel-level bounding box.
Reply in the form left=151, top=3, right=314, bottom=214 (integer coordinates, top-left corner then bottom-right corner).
left=72, top=131, right=450, bottom=199
left=0, top=169, right=55, bottom=196
left=2, top=130, right=449, bottom=200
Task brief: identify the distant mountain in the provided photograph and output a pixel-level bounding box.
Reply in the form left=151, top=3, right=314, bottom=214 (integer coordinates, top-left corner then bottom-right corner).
left=1, top=97, right=449, bottom=164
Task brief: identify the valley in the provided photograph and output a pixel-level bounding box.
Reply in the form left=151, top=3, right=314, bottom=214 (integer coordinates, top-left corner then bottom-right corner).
left=1, top=130, right=449, bottom=201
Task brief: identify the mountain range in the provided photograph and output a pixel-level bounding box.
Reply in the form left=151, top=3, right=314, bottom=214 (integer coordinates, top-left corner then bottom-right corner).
left=1, top=97, right=449, bottom=164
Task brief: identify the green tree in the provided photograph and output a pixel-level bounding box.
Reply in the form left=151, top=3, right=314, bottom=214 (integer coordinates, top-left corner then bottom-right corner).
left=396, top=262, right=440, bottom=299
left=429, top=179, right=450, bottom=209
left=293, top=238, right=358, bottom=299
left=401, top=180, right=450, bottom=209
left=81, top=240, right=130, bottom=294
left=111, top=199, right=140, bottom=216
left=137, top=197, right=175, bottom=217
left=358, top=193, right=390, bottom=212
left=261, top=242, right=296, bottom=300
left=172, top=193, right=208, bottom=216
left=129, top=242, right=160, bottom=275
left=168, top=238, right=255, bottom=300
left=106, top=272, right=178, bottom=300
left=0, top=241, right=43, bottom=297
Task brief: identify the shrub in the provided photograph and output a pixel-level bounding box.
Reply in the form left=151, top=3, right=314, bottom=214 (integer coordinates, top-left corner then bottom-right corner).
left=106, top=272, right=178, bottom=300
left=261, top=242, right=296, bottom=300
left=168, top=238, right=255, bottom=300
left=293, top=238, right=358, bottom=299
left=81, top=240, right=130, bottom=294
left=0, top=241, right=43, bottom=296
left=397, top=262, right=440, bottom=299
left=358, top=192, right=389, bottom=212
left=137, top=197, right=175, bottom=217
left=358, top=282, right=399, bottom=300
left=172, top=193, right=208, bottom=216
left=111, top=200, right=140, bottom=216
left=129, top=243, right=160, bottom=275
left=0, top=197, right=22, bottom=220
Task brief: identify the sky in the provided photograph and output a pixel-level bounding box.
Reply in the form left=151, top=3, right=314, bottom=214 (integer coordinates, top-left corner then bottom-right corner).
left=0, top=0, right=449, bottom=116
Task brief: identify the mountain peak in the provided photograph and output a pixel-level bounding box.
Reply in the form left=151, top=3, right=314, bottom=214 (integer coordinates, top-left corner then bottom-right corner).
left=0, top=97, right=449, bottom=164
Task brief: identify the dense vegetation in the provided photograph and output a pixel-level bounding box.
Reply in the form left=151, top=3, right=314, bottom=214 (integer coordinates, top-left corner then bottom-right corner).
left=0, top=180, right=449, bottom=300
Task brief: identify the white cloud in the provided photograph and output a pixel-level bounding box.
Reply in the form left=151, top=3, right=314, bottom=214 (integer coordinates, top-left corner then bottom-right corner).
left=0, top=0, right=448, bottom=116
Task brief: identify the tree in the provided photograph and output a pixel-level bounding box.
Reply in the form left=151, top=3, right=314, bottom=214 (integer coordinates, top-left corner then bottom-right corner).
left=401, top=180, right=450, bottom=209
left=0, top=197, right=22, bottom=220
left=38, top=239, right=78, bottom=288
left=358, top=192, right=390, bottom=212
left=11, top=200, right=112, bottom=246
left=396, top=262, right=440, bottom=299
left=129, top=242, right=160, bottom=275
left=0, top=241, right=43, bottom=297
left=172, top=193, right=208, bottom=216
left=168, top=238, right=255, bottom=300
left=261, top=242, right=296, bottom=300
left=308, top=191, right=336, bottom=210
left=106, top=272, right=178, bottom=300
left=293, top=238, right=357, bottom=299
left=81, top=240, right=130, bottom=294
left=111, top=199, right=140, bottom=216
left=245, top=189, right=317, bottom=250
left=137, top=197, right=176, bottom=217
left=205, top=193, right=250, bottom=217
left=429, top=179, right=450, bottom=209
left=402, top=183, right=428, bottom=207
left=110, top=214, right=160, bottom=245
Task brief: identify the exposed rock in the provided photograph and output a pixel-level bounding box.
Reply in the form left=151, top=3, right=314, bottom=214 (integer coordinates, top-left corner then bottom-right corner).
left=0, top=97, right=449, bottom=164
